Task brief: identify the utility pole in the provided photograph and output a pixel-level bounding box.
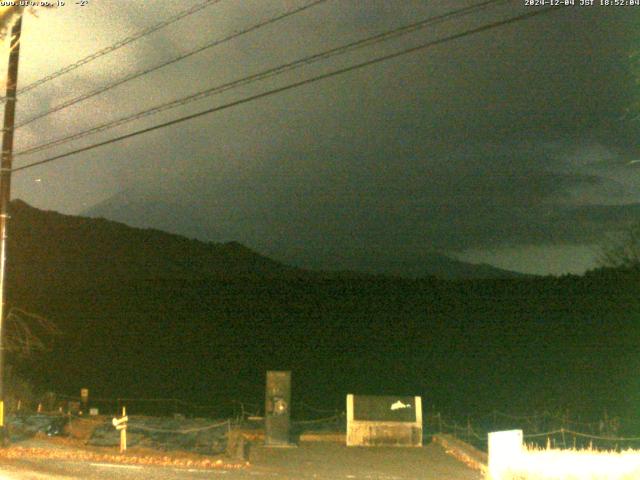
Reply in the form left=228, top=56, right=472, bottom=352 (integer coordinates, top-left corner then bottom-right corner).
left=0, top=14, right=23, bottom=440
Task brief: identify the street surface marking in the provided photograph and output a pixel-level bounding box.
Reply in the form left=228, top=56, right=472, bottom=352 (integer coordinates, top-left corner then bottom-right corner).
left=89, top=463, right=143, bottom=469
left=179, top=469, right=222, bottom=474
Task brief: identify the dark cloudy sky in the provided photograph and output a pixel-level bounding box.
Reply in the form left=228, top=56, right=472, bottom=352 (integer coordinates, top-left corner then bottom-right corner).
left=5, top=0, right=640, bottom=275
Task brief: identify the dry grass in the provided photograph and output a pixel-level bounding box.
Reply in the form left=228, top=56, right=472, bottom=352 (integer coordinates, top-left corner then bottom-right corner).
left=501, top=444, right=640, bottom=480
left=64, top=415, right=105, bottom=441
left=21, top=417, right=246, bottom=471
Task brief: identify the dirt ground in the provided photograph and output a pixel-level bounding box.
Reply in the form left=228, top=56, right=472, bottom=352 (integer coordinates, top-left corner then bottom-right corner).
left=249, top=441, right=484, bottom=480
left=0, top=437, right=483, bottom=479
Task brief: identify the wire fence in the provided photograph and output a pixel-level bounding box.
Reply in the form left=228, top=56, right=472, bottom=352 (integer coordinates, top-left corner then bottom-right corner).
left=28, top=392, right=640, bottom=451
left=38, top=392, right=343, bottom=424
left=126, top=418, right=233, bottom=435
left=426, top=410, right=640, bottom=453
left=51, top=394, right=220, bottom=418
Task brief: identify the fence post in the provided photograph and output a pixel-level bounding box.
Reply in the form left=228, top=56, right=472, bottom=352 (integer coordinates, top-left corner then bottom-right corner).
left=120, top=406, right=127, bottom=453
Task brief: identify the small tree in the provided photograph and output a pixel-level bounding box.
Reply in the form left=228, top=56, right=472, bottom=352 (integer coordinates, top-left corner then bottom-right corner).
left=3, top=308, right=60, bottom=413
left=4, top=307, right=60, bottom=357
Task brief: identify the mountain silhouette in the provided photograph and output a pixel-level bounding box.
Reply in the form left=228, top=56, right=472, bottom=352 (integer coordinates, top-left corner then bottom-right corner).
left=7, top=199, right=306, bottom=287
left=0, top=200, right=636, bottom=425
left=82, top=193, right=527, bottom=280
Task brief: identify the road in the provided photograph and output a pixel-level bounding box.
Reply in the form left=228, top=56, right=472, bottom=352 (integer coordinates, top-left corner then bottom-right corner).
left=0, top=441, right=483, bottom=479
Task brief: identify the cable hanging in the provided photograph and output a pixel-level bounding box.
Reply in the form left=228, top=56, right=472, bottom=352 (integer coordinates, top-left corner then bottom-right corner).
left=13, top=0, right=330, bottom=130
left=12, top=5, right=565, bottom=173
left=13, top=0, right=513, bottom=158
left=1, top=0, right=224, bottom=100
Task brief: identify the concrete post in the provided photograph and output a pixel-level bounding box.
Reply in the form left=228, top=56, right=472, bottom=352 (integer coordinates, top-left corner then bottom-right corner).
left=488, top=429, right=523, bottom=480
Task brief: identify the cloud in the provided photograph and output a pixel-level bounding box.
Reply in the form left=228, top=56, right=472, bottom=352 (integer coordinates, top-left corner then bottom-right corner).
left=93, top=141, right=639, bottom=257
left=6, top=1, right=640, bottom=272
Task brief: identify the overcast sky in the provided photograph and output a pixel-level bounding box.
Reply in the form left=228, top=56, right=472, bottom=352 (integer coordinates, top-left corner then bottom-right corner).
left=4, top=0, right=639, bottom=275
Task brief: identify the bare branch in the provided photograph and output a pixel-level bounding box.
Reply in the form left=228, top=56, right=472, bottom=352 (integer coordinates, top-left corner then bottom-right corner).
left=3, top=307, right=60, bottom=357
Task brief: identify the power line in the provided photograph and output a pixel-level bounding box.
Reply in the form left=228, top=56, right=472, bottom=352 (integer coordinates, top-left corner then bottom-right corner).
left=12, top=5, right=565, bottom=174
left=14, top=0, right=503, bottom=137
left=2, top=0, right=223, bottom=100
left=14, top=0, right=510, bottom=157
left=14, top=0, right=330, bottom=130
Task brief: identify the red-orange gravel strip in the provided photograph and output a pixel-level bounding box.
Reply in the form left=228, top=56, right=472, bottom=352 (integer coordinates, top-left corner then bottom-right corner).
left=0, top=446, right=249, bottom=470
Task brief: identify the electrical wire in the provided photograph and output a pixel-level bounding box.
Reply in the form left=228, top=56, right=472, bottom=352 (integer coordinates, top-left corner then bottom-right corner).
left=13, top=0, right=330, bottom=130
left=13, top=0, right=512, bottom=157
left=12, top=5, right=565, bottom=173
left=2, top=0, right=223, bottom=100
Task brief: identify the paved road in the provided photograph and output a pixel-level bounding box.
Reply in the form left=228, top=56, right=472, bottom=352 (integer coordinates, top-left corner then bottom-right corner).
left=0, top=441, right=483, bottom=479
